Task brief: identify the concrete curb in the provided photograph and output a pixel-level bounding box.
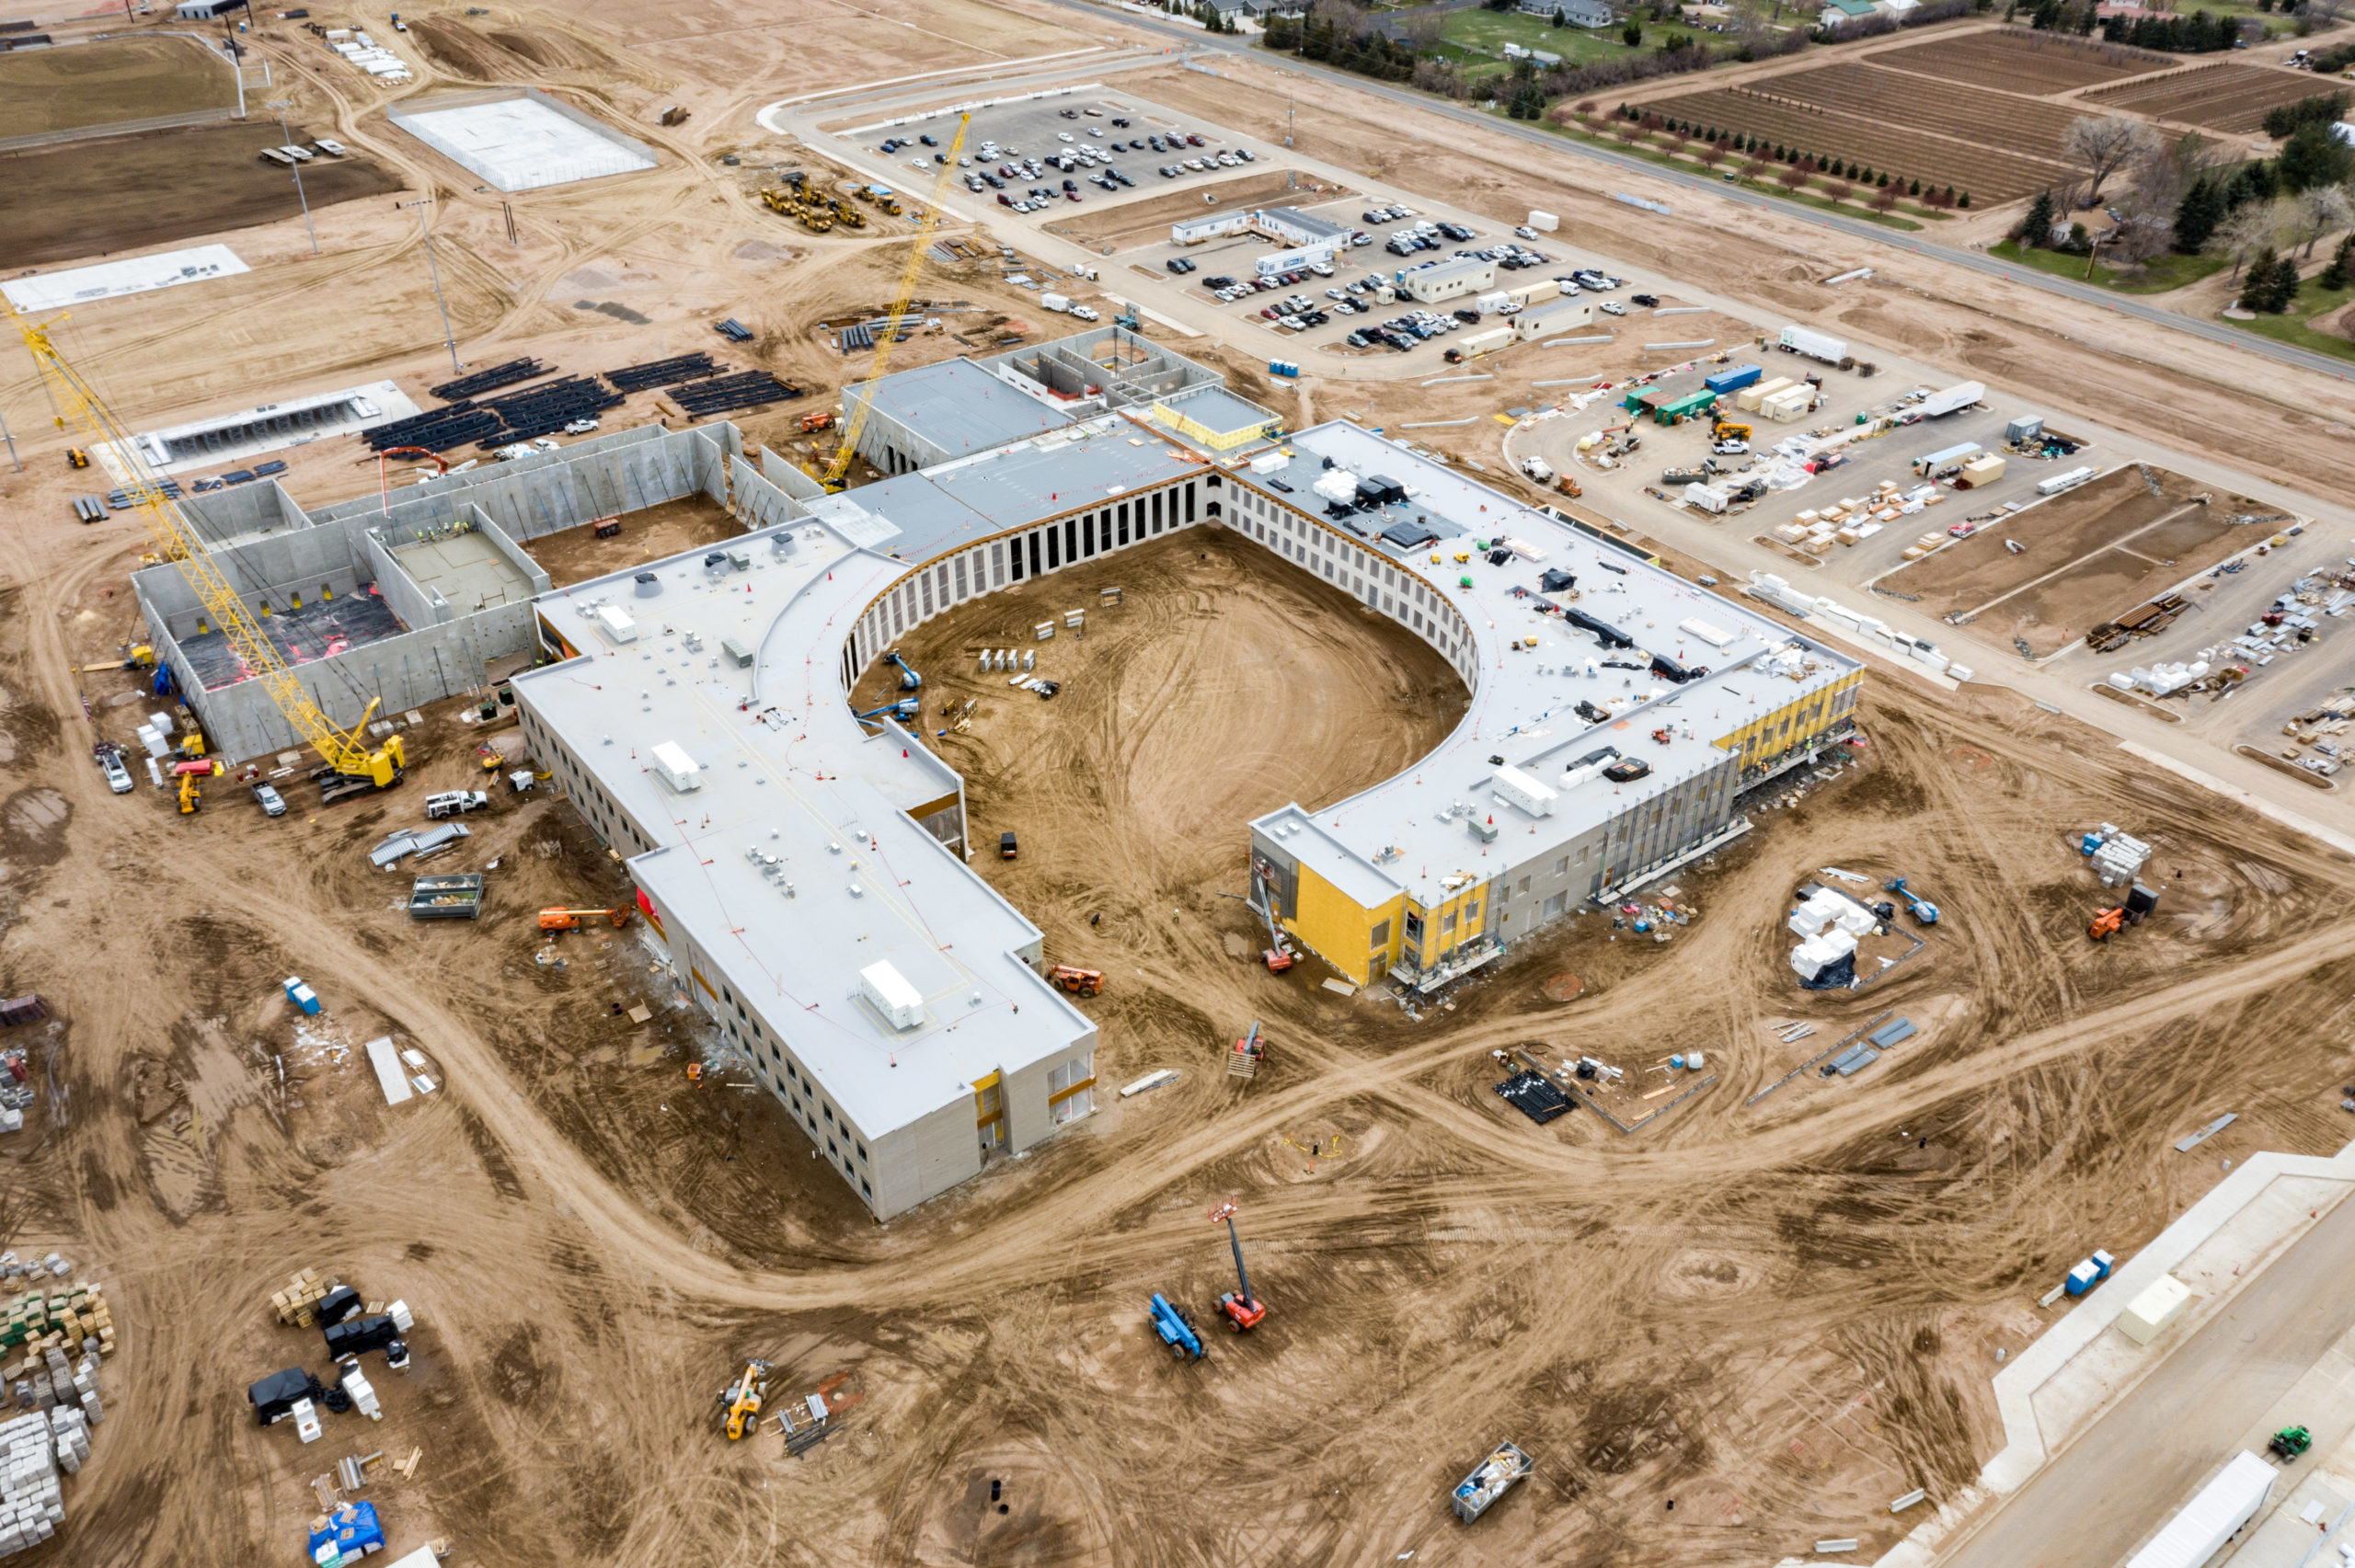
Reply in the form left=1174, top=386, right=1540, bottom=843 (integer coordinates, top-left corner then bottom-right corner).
left=1874, top=1139, right=2355, bottom=1567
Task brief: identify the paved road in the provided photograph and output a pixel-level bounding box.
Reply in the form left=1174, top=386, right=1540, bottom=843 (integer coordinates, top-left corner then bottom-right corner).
left=1027, top=3, right=2355, bottom=385
left=1941, top=1196, right=2355, bottom=1568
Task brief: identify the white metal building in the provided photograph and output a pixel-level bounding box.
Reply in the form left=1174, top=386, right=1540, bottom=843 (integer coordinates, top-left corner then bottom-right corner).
left=1398, top=257, right=1498, bottom=303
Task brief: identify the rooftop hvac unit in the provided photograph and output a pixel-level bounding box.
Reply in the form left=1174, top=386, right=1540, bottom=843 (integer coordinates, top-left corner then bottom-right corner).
left=725, top=547, right=752, bottom=571
left=859, top=960, right=924, bottom=1030
left=1490, top=763, right=1557, bottom=818
left=649, top=741, right=702, bottom=793
left=593, top=605, right=638, bottom=645
left=721, top=636, right=752, bottom=668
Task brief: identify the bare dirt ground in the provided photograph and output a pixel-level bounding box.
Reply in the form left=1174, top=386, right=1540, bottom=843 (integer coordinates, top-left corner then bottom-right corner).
left=1891, top=464, right=2269, bottom=657
left=0, top=33, right=236, bottom=139
left=0, top=120, right=402, bottom=269
left=9, top=488, right=2355, bottom=1565
left=1044, top=167, right=1351, bottom=251
left=6, top=3, right=2355, bottom=1563
left=524, top=496, right=745, bottom=588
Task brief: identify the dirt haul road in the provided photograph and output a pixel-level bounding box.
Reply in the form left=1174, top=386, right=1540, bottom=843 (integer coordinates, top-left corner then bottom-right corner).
left=8, top=464, right=2355, bottom=1565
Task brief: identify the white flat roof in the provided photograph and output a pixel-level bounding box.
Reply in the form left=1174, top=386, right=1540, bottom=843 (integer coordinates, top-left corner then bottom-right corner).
left=1238, top=422, right=1860, bottom=909
left=3, top=245, right=248, bottom=311
left=394, top=97, right=655, bottom=192
left=512, top=518, right=1093, bottom=1139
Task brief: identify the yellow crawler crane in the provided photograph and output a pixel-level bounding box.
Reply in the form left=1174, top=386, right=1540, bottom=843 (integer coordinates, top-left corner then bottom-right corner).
left=14, top=308, right=407, bottom=797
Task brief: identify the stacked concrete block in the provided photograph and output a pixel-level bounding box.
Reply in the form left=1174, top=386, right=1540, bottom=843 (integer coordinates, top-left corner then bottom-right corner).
left=0, top=1410, right=66, bottom=1559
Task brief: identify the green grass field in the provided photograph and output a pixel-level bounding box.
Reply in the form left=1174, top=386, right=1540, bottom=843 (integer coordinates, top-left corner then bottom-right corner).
left=1431, top=8, right=1673, bottom=71
left=1988, top=240, right=2228, bottom=294
left=2224, top=273, right=2355, bottom=361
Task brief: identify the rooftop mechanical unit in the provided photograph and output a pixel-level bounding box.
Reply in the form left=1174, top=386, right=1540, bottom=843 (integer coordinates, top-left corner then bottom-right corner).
left=858, top=960, right=925, bottom=1030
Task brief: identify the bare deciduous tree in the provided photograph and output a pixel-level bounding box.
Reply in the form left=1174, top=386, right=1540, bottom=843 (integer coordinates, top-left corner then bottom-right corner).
left=2062, top=114, right=2162, bottom=203
left=2290, top=185, right=2355, bottom=258
left=2215, top=200, right=2288, bottom=278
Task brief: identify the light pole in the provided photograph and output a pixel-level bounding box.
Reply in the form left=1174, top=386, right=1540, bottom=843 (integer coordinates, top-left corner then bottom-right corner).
left=266, top=100, right=317, bottom=256
left=397, top=197, right=463, bottom=376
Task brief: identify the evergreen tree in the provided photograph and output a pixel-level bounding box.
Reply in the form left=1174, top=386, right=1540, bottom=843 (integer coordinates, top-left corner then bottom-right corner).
left=2321, top=233, right=2355, bottom=292
left=2172, top=178, right=2225, bottom=254
left=1908, top=177, right=1923, bottom=196
left=2238, top=246, right=2281, bottom=310
left=2022, top=188, right=2056, bottom=248
left=2277, top=121, right=2354, bottom=193
left=2264, top=253, right=2303, bottom=313
left=1959, top=190, right=1971, bottom=208
left=1553, top=6, right=1568, bottom=24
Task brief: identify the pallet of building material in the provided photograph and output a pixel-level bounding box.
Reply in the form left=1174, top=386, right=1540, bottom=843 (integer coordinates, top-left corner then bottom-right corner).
left=672, top=372, right=801, bottom=418
left=1822, top=1045, right=1879, bottom=1079
left=0, top=998, right=40, bottom=1029
left=712, top=318, right=753, bottom=342
left=363, top=405, right=502, bottom=453
left=836, top=317, right=916, bottom=353
left=270, top=1268, right=335, bottom=1328
left=1493, top=1069, right=1573, bottom=1125
left=602, top=352, right=722, bottom=393
left=430, top=358, right=550, bottom=401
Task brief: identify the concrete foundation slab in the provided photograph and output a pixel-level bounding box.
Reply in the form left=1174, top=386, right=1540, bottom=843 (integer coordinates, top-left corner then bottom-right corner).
left=180, top=593, right=405, bottom=692
left=2, top=244, right=247, bottom=310
left=390, top=90, right=655, bottom=191
left=390, top=532, right=534, bottom=613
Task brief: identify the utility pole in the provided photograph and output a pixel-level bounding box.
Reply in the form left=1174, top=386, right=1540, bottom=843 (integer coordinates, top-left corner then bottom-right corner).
left=267, top=100, right=318, bottom=256
left=222, top=14, right=246, bottom=118
left=396, top=198, right=463, bottom=376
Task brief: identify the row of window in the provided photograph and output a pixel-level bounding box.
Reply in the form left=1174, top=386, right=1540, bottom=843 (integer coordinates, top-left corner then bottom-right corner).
left=849, top=480, right=1199, bottom=677
left=1226, top=486, right=1470, bottom=670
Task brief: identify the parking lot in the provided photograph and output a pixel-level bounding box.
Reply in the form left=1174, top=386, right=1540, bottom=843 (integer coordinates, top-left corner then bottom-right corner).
left=1515, top=356, right=2065, bottom=591
left=856, top=89, right=1258, bottom=229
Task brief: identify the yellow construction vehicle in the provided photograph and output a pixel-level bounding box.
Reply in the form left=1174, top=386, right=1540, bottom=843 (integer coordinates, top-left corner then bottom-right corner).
left=876, top=193, right=902, bottom=217
left=809, top=113, right=971, bottom=492
left=76, top=645, right=156, bottom=673
left=830, top=197, right=866, bottom=230
left=1712, top=418, right=1752, bottom=442
left=65, top=447, right=88, bottom=470
left=759, top=188, right=794, bottom=215
left=723, top=1359, right=773, bottom=1440
left=14, top=309, right=407, bottom=802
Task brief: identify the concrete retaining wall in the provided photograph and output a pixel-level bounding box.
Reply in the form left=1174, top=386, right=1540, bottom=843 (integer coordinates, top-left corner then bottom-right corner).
left=181, top=479, right=311, bottom=548
left=733, top=454, right=809, bottom=533
left=759, top=446, right=831, bottom=502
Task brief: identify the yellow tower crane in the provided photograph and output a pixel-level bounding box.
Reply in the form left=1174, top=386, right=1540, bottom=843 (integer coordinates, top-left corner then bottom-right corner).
left=13, top=308, right=408, bottom=794
left=811, top=112, right=972, bottom=492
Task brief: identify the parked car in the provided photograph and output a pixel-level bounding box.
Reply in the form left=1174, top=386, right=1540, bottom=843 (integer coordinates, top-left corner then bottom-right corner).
left=252, top=783, right=286, bottom=817
left=99, top=750, right=132, bottom=795
left=1631, top=292, right=1660, bottom=308
left=1712, top=439, right=1749, bottom=455
left=1599, top=301, right=1627, bottom=315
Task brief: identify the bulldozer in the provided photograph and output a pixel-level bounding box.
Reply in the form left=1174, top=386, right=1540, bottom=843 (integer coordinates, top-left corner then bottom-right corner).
left=538, top=906, right=632, bottom=932
left=722, top=1359, right=773, bottom=1441
left=1046, top=965, right=1103, bottom=998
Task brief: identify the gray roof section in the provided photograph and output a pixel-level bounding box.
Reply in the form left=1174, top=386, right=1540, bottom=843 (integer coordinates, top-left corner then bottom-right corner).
left=1158, top=383, right=1282, bottom=439
left=844, top=359, right=1074, bottom=456
left=801, top=414, right=1208, bottom=562
left=1235, top=422, right=1860, bottom=908
left=511, top=517, right=1093, bottom=1140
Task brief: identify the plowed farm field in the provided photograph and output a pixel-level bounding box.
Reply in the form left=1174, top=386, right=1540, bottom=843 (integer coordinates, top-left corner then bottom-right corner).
left=2085, top=60, right=2332, bottom=134
left=1643, top=77, right=2074, bottom=200
left=1864, top=29, right=2168, bottom=95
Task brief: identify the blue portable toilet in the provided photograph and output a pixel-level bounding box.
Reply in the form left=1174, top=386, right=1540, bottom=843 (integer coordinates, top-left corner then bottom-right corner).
left=2081, top=830, right=2105, bottom=855
left=2063, top=1250, right=2115, bottom=1297
left=308, top=1501, right=384, bottom=1567
left=284, top=978, right=322, bottom=1016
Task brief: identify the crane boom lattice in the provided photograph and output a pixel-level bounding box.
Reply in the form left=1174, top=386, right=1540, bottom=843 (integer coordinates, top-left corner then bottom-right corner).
left=13, top=308, right=405, bottom=784
left=818, top=112, right=972, bottom=490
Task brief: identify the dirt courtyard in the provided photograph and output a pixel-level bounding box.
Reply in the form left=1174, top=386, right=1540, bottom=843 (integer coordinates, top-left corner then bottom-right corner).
left=523, top=496, right=744, bottom=588
left=1887, top=464, right=2272, bottom=657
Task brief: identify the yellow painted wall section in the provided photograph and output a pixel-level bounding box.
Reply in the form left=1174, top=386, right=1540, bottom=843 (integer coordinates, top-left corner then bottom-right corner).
left=1714, top=671, right=1861, bottom=768
left=1287, top=864, right=1399, bottom=986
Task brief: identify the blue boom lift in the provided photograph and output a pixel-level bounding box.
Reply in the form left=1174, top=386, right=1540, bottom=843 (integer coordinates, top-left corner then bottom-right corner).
left=1149, top=1294, right=1204, bottom=1360
left=855, top=697, right=919, bottom=725
left=885, top=650, right=922, bottom=691
left=1884, top=876, right=1940, bottom=926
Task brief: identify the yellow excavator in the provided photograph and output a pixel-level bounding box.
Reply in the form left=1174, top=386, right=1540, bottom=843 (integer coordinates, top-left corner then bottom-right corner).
left=809, top=112, right=971, bottom=493
left=724, top=1359, right=773, bottom=1440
